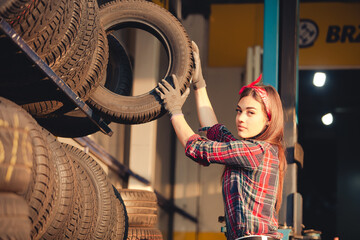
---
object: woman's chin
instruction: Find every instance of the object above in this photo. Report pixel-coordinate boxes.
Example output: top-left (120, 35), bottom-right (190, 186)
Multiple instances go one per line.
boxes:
top-left (237, 131), bottom-right (246, 139)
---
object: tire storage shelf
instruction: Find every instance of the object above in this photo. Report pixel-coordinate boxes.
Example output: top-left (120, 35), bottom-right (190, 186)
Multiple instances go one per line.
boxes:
top-left (0, 17), bottom-right (113, 136)
top-left (0, 0), bottom-right (195, 239)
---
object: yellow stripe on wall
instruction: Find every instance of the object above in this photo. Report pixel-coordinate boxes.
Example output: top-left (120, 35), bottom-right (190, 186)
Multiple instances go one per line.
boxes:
top-left (173, 232), bottom-right (227, 240)
top-left (208, 4), bottom-right (264, 67)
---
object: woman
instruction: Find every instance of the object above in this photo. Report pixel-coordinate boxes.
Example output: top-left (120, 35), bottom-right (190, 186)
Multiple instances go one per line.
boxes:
top-left (156, 42), bottom-right (286, 240)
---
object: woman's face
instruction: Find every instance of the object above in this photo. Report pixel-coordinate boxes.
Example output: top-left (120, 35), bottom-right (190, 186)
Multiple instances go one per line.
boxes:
top-left (236, 96), bottom-right (268, 139)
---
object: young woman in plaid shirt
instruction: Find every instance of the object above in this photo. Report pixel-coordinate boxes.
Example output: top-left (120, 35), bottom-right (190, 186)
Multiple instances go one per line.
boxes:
top-left (156, 42), bottom-right (286, 240)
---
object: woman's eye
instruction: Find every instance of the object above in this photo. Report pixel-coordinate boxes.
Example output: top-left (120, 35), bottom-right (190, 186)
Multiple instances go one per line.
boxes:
top-left (248, 111), bottom-right (255, 115)
top-left (236, 109), bottom-right (241, 113)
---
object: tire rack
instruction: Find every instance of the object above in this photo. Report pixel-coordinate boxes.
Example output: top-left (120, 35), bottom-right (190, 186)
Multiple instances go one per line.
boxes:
top-left (0, 17), bottom-right (113, 136)
top-left (0, 14), bottom-right (197, 224)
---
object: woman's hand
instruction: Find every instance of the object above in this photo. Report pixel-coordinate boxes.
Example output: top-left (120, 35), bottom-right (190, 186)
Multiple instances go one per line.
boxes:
top-left (192, 41), bottom-right (206, 90)
top-left (191, 42), bottom-right (218, 127)
top-left (156, 74), bottom-right (190, 117)
top-left (156, 74), bottom-right (194, 147)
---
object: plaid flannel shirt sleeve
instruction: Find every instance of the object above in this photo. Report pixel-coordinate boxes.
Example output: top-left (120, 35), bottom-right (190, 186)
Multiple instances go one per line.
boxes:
top-left (199, 124), bottom-right (237, 142)
top-left (185, 132), bottom-right (266, 169)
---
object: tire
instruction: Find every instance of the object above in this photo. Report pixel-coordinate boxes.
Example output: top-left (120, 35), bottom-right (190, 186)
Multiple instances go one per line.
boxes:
top-left (101, 33), bottom-right (133, 97)
top-left (50, 0), bottom-right (100, 101)
top-left (9, 0), bottom-right (77, 66)
top-left (0, 97), bottom-right (33, 193)
top-left (119, 189), bottom-right (157, 202)
top-left (20, 0), bottom-right (101, 117)
top-left (0, 100), bottom-right (55, 239)
top-left (35, 129), bottom-right (76, 239)
top-left (88, 0), bottom-right (193, 124)
top-left (63, 147), bottom-right (97, 240)
top-left (62, 144), bottom-right (119, 240)
top-left (0, 97), bottom-right (53, 240)
top-left (0, 192), bottom-right (31, 240)
top-left (113, 186), bottom-right (128, 240)
top-left (1, 0), bottom-right (80, 84)
top-left (0, 0), bottom-right (33, 19)
top-left (118, 189), bottom-right (158, 227)
top-left (34, 26), bottom-right (110, 138)
top-left (127, 227), bottom-right (163, 240)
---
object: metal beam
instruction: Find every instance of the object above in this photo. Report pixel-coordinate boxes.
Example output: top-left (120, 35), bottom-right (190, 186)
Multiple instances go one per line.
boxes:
top-left (278, 0), bottom-right (301, 235)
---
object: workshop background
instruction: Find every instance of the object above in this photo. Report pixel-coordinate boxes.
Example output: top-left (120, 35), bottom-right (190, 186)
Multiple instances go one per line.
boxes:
top-left (1, 0), bottom-right (359, 240)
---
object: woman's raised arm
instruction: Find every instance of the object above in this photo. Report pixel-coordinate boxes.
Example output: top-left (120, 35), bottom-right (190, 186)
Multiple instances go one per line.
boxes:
top-left (191, 41), bottom-right (218, 128)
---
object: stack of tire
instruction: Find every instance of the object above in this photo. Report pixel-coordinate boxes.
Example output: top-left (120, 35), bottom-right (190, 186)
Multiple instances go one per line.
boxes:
top-left (0, 0), bottom-right (193, 138)
top-left (0, 97), bottom-right (34, 239)
top-left (0, 0), bottom-right (108, 117)
top-left (119, 189), bottom-right (163, 240)
top-left (0, 97), bottom-right (127, 240)
top-left (0, 0), bottom-right (192, 239)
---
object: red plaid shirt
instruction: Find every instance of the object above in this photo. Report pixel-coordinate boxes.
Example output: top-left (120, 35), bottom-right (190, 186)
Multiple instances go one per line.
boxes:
top-left (185, 124), bottom-right (283, 239)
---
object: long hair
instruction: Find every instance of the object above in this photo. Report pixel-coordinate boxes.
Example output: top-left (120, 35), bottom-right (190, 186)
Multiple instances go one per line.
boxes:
top-left (238, 86), bottom-right (287, 213)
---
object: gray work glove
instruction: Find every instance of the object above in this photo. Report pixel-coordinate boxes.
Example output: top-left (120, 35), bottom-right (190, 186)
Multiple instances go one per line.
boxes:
top-left (156, 74), bottom-right (190, 117)
top-left (191, 41), bottom-right (206, 90)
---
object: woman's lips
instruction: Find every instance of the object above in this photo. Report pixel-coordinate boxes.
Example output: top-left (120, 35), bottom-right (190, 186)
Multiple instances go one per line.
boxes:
top-left (238, 125), bottom-right (246, 131)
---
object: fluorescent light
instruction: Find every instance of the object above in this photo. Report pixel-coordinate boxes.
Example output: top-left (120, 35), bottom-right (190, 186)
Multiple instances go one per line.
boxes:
top-left (321, 113), bottom-right (333, 126)
top-left (313, 72), bottom-right (326, 87)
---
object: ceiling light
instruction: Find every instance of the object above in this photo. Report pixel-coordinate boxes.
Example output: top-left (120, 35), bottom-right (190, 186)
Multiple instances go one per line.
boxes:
top-left (321, 113), bottom-right (333, 126)
top-left (313, 72), bottom-right (326, 87)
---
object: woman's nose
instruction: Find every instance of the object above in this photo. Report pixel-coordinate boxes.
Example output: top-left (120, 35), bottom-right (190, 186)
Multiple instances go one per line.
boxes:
top-left (237, 112), bottom-right (245, 122)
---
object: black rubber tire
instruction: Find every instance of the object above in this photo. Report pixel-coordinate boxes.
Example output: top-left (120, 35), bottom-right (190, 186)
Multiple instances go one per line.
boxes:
top-left (9, 0), bottom-right (77, 66)
top-left (34, 128), bottom-right (76, 239)
top-left (0, 97), bottom-right (34, 193)
top-left (50, 0), bottom-right (100, 100)
top-left (113, 186), bottom-right (129, 240)
top-left (101, 33), bottom-right (133, 97)
top-left (20, 0), bottom-right (100, 117)
top-left (118, 189), bottom-right (158, 227)
top-left (6, 115), bottom-right (53, 239)
top-left (34, 26), bottom-right (110, 138)
top-left (62, 144), bottom-right (119, 240)
top-left (127, 227), bottom-right (163, 240)
top-left (118, 189), bottom-right (157, 202)
top-left (0, 97), bottom-right (53, 240)
top-left (1, 0), bottom-right (80, 82)
top-left (87, 0), bottom-right (193, 124)
top-left (0, 0), bottom-right (33, 19)
top-left (0, 192), bottom-right (31, 240)
top-left (63, 146), bottom-right (97, 240)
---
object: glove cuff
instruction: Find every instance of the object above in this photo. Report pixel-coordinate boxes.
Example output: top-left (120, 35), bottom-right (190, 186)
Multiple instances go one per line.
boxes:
top-left (193, 78), bottom-right (206, 90)
top-left (170, 113), bottom-right (184, 121)
top-left (169, 108), bottom-right (183, 117)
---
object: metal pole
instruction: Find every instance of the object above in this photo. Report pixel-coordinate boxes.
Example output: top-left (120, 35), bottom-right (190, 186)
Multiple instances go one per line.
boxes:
top-left (263, 0), bottom-right (280, 89)
top-left (278, 0), bottom-right (302, 237)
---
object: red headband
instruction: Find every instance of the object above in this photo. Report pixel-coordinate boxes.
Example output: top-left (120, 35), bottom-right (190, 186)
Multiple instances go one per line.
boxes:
top-left (239, 74), bottom-right (271, 121)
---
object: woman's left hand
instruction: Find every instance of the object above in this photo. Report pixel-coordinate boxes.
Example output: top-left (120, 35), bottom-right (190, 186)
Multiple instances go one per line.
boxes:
top-left (191, 41), bottom-right (206, 90)
top-left (156, 74), bottom-right (190, 117)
